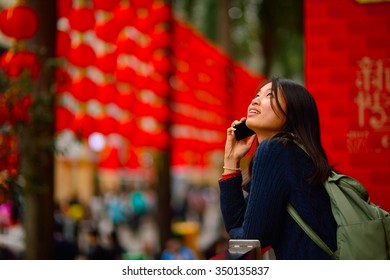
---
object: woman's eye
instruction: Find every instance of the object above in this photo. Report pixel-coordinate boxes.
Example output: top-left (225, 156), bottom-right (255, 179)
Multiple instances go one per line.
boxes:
top-left (267, 92), bottom-right (273, 97)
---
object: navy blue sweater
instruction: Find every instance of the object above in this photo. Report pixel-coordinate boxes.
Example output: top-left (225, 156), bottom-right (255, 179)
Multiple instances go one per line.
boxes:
top-left (219, 138), bottom-right (337, 260)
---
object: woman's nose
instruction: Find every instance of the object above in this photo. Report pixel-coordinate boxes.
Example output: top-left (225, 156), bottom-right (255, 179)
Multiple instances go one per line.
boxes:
top-left (251, 97), bottom-right (259, 105)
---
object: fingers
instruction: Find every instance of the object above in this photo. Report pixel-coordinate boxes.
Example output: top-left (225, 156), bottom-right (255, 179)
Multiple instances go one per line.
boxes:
top-left (227, 126), bottom-right (235, 136)
top-left (230, 120), bottom-right (241, 127)
top-left (230, 118), bottom-right (246, 127)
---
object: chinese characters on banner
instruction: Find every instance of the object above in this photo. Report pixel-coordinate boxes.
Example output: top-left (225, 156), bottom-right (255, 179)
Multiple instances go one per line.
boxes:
top-left (348, 57), bottom-right (390, 153)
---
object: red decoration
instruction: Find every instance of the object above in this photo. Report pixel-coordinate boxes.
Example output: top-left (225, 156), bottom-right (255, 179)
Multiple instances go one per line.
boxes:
top-left (117, 119), bottom-right (134, 139)
top-left (0, 50), bottom-right (41, 80)
top-left (55, 106), bottom-right (73, 132)
top-left (92, 0), bottom-right (121, 12)
top-left (96, 116), bottom-right (119, 135)
top-left (0, 134), bottom-right (20, 177)
top-left (98, 146), bottom-right (121, 170)
top-left (68, 78), bottom-right (97, 102)
top-left (71, 114), bottom-right (96, 138)
top-left (0, 5), bottom-right (39, 40)
top-left (66, 43), bottom-right (96, 68)
top-left (67, 7), bottom-right (96, 32)
top-left (95, 18), bottom-right (122, 43)
top-left (96, 84), bottom-right (119, 104)
top-left (55, 68), bottom-right (72, 93)
top-left (0, 86), bottom-right (32, 126)
top-left (56, 30), bottom-right (71, 57)
top-left (95, 52), bottom-right (117, 73)
top-left (113, 5), bottom-right (136, 28)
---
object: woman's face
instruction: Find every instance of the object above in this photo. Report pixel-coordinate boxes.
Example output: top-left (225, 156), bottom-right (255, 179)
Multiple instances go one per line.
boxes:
top-left (246, 82), bottom-right (287, 139)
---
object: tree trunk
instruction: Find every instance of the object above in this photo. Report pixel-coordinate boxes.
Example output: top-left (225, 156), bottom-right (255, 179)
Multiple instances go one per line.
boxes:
top-left (155, 0), bottom-right (174, 255)
top-left (22, 0), bottom-right (57, 260)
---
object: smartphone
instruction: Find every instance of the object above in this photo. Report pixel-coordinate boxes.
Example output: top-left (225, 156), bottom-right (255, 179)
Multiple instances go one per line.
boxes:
top-left (234, 121), bottom-right (255, 141)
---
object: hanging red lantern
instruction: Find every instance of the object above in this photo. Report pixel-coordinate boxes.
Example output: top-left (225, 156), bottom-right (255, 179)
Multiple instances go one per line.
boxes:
top-left (135, 10), bottom-right (156, 34)
top-left (55, 68), bottom-right (72, 93)
top-left (57, 0), bottom-right (72, 18)
top-left (95, 51), bottom-right (117, 73)
top-left (92, 0), bottom-right (121, 12)
top-left (0, 50), bottom-right (41, 80)
top-left (67, 7), bottom-right (96, 32)
top-left (115, 91), bottom-right (135, 110)
top-left (55, 106), bottom-right (73, 132)
top-left (117, 119), bottom-right (135, 139)
top-left (95, 18), bottom-right (122, 43)
top-left (113, 4), bottom-right (136, 29)
top-left (151, 51), bottom-right (171, 75)
top-left (71, 113), bottom-right (96, 139)
top-left (56, 30), bottom-right (71, 57)
top-left (150, 2), bottom-right (171, 23)
top-left (96, 83), bottom-right (119, 104)
top-left (96, 116), bottom-right (119, 135)
top-left (0, 4), bottom-right (39, 41)
top-left (68, 77), bottom-right (97, 102)
top-left (124, 148), bottom-right (141, 170)
top-left (66, 43), bottom-right (96, 68)
top-left (98, 146), bottom-right (121, 170)
top-left (116, 35), bottom-right (137, 54)
top-left (131, 0), bottom-right (154, 9)
top-left (115, 66), bottom-right (137, 84)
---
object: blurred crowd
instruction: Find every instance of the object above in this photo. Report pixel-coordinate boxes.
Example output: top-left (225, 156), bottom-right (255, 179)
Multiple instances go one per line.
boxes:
top-left (0, 181), bottom-right (229, 260)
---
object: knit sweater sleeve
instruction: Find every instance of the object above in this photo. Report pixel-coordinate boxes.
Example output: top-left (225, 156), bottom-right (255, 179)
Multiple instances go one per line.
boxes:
top-left (219, 139), bottom-right (289, 246)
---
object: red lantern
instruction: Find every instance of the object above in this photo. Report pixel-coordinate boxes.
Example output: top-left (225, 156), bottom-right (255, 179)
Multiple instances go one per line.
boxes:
top-left (67, 7), bottom-right (96, 32)
top-left (96, 116), bottom-right (119, 135)
top-left (150, 2), bottom-right (171, 23)
top-left (66, 43), bottom-right (96, 68)
top-left (95, 52), bottom-right (117, 73)
top-left (92, 0), bottom-right (121, 12)
top-left (96, 84), bottom-right (119, 104)
top-left (95, 18), bottom-right (122, 43)
top-left (115, 91), bottom-right (135, 110)
top-left (56, 30), bottom-right (71, 57)
top-left (55, 106), bottom-right (73, 132)
top-left (0, 50), bottom-right (41, 80)
top-left (68, 77), bottom-right (97, 102)
top-left (71, 113), bottom-right (96, 139)
top-left (98, 146), bottom-right (121, 170)
top-left (113, 5), bottom-right (136, 28)
top-left (117, 119), bottom-right (135, 139)
top-left (131, 0), bottom-right (154, 8)
top-left (0, 5), bottom-right (39, 40)
top-left (124, 148), bottom-right (141, 170)
top-left (55, 68), bottom-right (72, 93)
top-left (57, 0), bottom-right (72, 18)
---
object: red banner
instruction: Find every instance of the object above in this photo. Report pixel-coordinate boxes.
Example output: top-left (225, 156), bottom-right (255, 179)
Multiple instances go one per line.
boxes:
top-left (305, 0), bottom-right (390, 210)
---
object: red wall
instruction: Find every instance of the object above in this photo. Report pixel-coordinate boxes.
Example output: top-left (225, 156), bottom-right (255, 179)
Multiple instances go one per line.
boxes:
top-left (305, 0), bottom-right (390, 210)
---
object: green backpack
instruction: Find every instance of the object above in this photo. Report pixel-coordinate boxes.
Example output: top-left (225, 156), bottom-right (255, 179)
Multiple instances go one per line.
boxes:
top-left (287, 139), bottom-right (390, 260)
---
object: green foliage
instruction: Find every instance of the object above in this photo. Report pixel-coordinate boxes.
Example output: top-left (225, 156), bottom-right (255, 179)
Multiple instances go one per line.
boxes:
top-left (172, 0), bottom-right (303, 80)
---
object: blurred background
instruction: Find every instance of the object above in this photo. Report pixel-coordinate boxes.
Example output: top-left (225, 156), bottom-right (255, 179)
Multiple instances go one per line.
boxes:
top-left (0, 0), bottom-right (389, 260)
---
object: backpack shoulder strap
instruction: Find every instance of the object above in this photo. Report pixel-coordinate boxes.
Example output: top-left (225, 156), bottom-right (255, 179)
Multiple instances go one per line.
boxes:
top-left (286, 203), bottom-right (335, 259)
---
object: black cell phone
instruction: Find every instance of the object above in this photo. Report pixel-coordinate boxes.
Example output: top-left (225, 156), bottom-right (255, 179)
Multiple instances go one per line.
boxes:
top-left (234, 121), bottom-right (255, 141)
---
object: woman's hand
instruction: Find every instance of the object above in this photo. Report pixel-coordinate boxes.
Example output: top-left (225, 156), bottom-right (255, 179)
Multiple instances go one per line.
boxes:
top-left (223, 118), bottom-right (257, 174)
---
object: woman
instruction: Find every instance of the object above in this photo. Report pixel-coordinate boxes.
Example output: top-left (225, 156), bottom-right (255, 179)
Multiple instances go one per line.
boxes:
top-left (219, 77), bottom-right (337, 259)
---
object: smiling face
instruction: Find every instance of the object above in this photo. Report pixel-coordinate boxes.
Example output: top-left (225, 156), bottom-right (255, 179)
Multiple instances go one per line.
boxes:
top-left (245, 82), bottom-right (287, 141)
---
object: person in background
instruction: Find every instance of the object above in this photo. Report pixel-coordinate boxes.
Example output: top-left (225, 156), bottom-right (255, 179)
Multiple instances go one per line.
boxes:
top-left (161, 237), bottom-right (196, 260)
top-left (219, 77), bottom-right (337, 260)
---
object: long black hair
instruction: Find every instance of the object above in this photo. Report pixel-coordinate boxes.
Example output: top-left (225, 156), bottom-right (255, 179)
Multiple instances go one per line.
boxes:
top-left (268, 77), bottom-right (332, 184)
